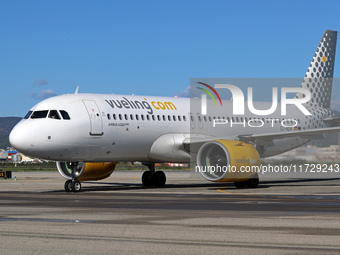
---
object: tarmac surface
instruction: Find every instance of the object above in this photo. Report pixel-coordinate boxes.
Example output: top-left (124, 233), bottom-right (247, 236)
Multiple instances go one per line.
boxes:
top-left (0, 170), bottom-right (339, 254)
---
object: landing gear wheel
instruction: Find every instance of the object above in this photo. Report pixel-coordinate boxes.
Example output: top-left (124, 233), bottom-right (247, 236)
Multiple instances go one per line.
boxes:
top-left (152, 171), bottom-right (166, 187)
top-left (141, 163), bottom-right (167, 188)
top-left (64, 180), bottom-right (72, 192)
top-left (71, 180), bottom-right (82, 192)
top-left (142, 171), bottom-right (153, 187)
top-left (246, 173), bottom-right (259, 188)
top-left (234, 181), bottom-right (247, 188)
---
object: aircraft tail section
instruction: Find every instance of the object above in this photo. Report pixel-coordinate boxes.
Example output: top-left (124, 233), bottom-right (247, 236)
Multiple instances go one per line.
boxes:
top-left (295, 30), bottom-right (337, 109)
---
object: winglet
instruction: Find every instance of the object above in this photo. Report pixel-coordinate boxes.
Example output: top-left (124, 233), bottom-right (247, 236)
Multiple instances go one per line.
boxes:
top-left (75, 86), bottom-right (79, 95)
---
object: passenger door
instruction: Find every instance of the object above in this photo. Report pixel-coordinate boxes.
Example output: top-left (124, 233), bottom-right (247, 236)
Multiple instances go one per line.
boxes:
top-left (83, 100), bottom-right (103, 136)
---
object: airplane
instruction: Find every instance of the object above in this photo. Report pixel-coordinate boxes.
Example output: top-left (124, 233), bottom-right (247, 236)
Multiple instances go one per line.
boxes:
top-left (9, 30), bottom-right (340, 192)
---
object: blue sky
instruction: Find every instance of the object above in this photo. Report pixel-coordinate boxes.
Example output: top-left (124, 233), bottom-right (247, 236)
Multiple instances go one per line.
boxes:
top-left (1, 0), bottom-right (340, 117)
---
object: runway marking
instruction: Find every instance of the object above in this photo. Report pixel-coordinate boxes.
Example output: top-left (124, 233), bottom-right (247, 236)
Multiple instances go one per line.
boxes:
top-left (217, 188), bottom-right (246, 195)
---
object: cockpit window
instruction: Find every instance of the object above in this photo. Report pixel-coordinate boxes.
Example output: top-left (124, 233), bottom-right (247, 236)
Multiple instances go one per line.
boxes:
top-left (24, 111), bottom-right (33, 119)
top-left (31, 110), bottom-right (48, 119)
top-left (48, 110), bottom-right (61, 120)
top-left (59, 110), bottom-right (71, 120)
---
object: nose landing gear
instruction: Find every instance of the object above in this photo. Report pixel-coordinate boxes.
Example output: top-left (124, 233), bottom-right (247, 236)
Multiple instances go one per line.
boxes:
top-left (64, 180), bottom-right (82, 192)
top-left (64, 162), bottom-right (82, 192)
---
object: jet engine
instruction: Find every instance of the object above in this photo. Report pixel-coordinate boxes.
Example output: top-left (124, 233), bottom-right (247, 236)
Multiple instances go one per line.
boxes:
top-left (196, 140), bottom-right (260, 182)
top-left (56, 162), bottom-right (116, 181)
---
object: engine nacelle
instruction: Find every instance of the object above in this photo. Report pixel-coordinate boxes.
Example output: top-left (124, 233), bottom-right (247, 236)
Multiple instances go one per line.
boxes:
top-left (196, 140), bottom-right (260, 182)
top-left (56, 162), bottom-right (116, 181)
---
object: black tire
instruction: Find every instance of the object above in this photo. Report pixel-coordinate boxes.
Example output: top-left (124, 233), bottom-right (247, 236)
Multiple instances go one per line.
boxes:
top-left (246, 173), bottom-right (259, 188)
top-left (64, 180), bottom-right (72, 192)
top-left (152, 171), bottom-right (166, 187)
top-left (234, 181), bottom-right (247, 188)
top-left (142, 171), bottom-right (153, 187)
top-left (71, 180), bottom-right (81, 192)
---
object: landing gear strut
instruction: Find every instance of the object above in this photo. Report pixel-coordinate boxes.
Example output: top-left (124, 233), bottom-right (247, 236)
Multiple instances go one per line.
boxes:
top-left (234, 173), bottom-right (259, 189)
top-left (141, 163), bottom-right (166, 188)
top-left (64, 162), bottom-right (82, 192)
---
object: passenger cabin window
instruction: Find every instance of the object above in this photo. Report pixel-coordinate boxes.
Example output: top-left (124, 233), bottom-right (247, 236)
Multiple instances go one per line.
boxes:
top-left (31, 110), bottom-right (48, 119)
top-left (48, 110), bottom-right (61, 120)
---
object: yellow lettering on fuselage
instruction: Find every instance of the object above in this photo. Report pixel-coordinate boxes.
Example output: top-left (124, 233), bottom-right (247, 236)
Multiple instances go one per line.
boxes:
top-left (151, 101), bottom-right (177, 111)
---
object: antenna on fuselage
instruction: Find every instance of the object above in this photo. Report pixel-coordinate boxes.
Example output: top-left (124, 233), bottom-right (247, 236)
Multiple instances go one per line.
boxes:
top-left (75, 86), bottom-right (79, 94)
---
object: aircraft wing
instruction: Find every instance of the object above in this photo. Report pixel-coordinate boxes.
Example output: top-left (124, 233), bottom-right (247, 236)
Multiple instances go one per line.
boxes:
top-left (238, 126), bottom-right (340, 143)
top-left (183, 126), bottom-right (340, 148)
top-left (323, 117), bottom-right (340, 126)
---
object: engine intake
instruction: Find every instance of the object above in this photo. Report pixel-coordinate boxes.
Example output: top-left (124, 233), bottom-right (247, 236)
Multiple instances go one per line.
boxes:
top-left (56, 162), bottom-right (116, 181)
top-left (196, 140), bottom-right (260, 182)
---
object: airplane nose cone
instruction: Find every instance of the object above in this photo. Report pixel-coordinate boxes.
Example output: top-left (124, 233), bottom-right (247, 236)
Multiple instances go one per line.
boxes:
top-left (9, 122), bottom-right (36, 154)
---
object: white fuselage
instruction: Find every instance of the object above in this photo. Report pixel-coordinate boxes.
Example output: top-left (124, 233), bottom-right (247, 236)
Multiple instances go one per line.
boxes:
top-left (9, 93), bottom-right (332, 162)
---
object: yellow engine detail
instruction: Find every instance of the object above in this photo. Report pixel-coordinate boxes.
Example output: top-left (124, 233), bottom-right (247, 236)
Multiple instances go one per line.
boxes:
top-left (196, 140), bottom-right (260, 182)
top-left (56, 162), bottom-right (116, 181)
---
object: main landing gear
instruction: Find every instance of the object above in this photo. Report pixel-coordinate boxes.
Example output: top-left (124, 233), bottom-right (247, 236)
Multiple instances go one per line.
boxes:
top-left (141, 163), bottom-right (166, 188)
top-left (64, 162), bottom-right (82, 192)
top-left (234, 173), bottom-right (259, 188)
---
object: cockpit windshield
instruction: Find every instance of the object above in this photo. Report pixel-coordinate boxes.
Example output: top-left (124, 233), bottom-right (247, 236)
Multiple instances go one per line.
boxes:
top-left (26, 110), bottom-right (71, 120)
top-left (24, 111), bottom-right (33, 119)
top-left (48, 110), bottom-right (61, 119)
top-left (59, 110), bottom-right (71, 120)
top-left (31, 110), bottom-right (48, 119)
